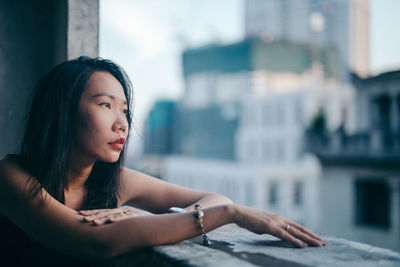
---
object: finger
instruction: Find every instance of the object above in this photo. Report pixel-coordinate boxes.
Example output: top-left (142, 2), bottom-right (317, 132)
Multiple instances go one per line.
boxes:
top-left (275, 228), bottom-right (307, 248)
top-left (78, 209), bottom-right (110, 215)
top-left (109, 212), bottom-right (127, 222)
top-left (287, 221), bottom-right (327, 244)
top-left (287, 226), bottom-right (325, 247)
top-left (110, 209), bottom-right (141, 221)
top-left (91, 208), bottom-right (135, 223)
top-left (92, 218), bottom-right (109, 226)
top-left (85, 209), bottom-right (125, 221)
top-left (82, 216), bottom-right (94, 222)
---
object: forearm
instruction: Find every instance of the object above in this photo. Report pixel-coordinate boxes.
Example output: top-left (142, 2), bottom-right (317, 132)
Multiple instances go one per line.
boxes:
top-left (183, 193), bottom-right (233, 212)
top-left (99, 204), bottom-right (236, 258)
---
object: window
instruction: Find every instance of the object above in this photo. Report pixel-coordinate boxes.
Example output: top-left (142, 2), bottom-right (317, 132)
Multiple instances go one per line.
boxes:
top-left (293, 181), bottom-right (303, 206)
top-left (247, 140), bottom-right (256, 160)
top-left (276, 140), bottom-right (285, 161)
top-left (268, 181), bottom-right (279, 205)
top-left (355, 179), bottom-right (390, 229)
top-left (262, 141), bottom-right (270, 161)
top-left (245, 181), bottom-right (254, 206)
top-left (295, 97), bottom-right (303, 126)
top-left (263, 104), bottom-right (271, 127)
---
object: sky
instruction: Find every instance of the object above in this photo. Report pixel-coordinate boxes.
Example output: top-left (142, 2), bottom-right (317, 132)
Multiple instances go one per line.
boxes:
top-left (100, 0), bottom-right (400, 141)
top-left (99, 0), bottom-right (242, 134)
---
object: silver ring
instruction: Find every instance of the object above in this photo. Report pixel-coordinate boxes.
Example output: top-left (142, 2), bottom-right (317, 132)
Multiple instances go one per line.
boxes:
top-left (286, 225), bottom-right (291, 231)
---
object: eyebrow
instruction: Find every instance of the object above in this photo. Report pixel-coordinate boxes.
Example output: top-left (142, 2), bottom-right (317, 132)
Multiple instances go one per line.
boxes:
top-left (92, 93), bottom-right (127, 105)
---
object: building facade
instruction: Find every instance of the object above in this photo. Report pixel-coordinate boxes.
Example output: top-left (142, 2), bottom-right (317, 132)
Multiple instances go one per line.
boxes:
top-left (162, 84), bottom-right (353, 229)
top-left (306, 70), bottom-right (400, 251)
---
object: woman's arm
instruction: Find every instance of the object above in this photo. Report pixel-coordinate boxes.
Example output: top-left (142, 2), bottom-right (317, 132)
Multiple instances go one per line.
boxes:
top-left (0, 159), bottom-right (236, 260)
top-left (0, 159), bottom-right (325, 261)
top-left (118, 167), bottom-right (233, 213)
top-left (82, 167), bottom-right (326, 250)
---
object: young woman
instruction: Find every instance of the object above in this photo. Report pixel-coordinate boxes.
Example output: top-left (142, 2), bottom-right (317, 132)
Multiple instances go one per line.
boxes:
top-left (0, 56), bottom-right (326, 264)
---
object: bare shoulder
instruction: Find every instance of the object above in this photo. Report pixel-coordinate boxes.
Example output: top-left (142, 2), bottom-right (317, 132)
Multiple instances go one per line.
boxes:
top-left (0, 155), bottom-right (31, 195)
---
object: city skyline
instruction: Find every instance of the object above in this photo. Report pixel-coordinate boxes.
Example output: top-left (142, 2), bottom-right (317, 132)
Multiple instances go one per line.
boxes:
top-left (100, 0), bottom-right (400, 131)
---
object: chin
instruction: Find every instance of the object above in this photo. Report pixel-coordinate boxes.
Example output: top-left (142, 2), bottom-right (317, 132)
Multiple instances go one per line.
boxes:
top-left (100, 153), bottom-right (121, 163)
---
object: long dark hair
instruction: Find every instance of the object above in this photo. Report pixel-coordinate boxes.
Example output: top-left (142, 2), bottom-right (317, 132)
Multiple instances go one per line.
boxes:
top-left (20, 56), bottom-right (133, 209)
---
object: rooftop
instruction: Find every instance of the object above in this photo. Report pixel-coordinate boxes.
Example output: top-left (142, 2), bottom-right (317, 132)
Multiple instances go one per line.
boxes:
top-left (105, 225), bottom-right (400, 266)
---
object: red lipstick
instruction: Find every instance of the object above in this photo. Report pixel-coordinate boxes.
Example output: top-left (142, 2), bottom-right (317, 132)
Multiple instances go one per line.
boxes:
top-left (108, 138), bottom-right (125, 150)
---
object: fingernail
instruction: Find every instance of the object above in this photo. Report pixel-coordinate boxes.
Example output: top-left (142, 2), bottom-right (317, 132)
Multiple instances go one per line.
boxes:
top-left (93, 219), bottom-right (101, 224)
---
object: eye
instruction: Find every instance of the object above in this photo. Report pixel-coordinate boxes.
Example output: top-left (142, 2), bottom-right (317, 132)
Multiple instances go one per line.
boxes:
top-left (100, 102), bottom-right (111, 109)
top-left (122, 109), bottom-right (128, 116)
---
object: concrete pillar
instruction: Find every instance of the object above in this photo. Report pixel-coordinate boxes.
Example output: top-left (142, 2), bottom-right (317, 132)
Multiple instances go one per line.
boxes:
top-left (0, 0), bottom-right (99, 158)
top-left (67, 0), bottom-right (99, 59)
top-left (0, 0), bottom-right (67, 157)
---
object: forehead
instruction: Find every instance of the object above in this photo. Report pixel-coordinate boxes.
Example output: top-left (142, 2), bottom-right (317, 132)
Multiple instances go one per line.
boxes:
top-left (83, 71), bottom-right (126, 99)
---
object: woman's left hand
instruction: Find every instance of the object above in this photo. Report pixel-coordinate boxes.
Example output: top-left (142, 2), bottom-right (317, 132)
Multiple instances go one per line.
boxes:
top-left (79, 206), bottom-right (148, 225)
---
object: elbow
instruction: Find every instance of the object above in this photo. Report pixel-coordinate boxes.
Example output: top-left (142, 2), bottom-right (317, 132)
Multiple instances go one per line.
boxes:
top-left (78, 225), bottom-right (151, 262)
top-left (91, 241), bottom-right (116, 261)
top-left (79, 234), bottom-right (119, 262)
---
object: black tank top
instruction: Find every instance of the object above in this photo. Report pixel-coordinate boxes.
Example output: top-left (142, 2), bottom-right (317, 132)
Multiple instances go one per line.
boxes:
top-left (0, 155), bottom-right (97, 266)
top-left (0, 215), bottom-right (95, 266)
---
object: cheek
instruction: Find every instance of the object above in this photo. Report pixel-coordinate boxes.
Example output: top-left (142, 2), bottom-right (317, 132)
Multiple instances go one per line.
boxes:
top-left (76, 110), bottom-right (109, 144)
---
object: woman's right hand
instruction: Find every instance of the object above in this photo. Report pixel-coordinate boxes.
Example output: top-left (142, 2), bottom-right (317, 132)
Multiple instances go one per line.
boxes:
top-left (79, 206), bottom-right (148, 225)
top-left (232, 204), bottom-right (327, 248)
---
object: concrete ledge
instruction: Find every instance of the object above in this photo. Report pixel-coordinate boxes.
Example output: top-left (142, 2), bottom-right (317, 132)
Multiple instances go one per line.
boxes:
top-left (104, 224), bottom-right (400, 266)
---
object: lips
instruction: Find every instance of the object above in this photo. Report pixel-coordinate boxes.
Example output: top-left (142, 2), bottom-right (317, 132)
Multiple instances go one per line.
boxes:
top-left (108, 138), bottom-right (125, 150)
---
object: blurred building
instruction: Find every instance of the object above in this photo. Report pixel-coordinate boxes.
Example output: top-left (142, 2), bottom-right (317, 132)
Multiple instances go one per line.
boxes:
top-left (171, 38), bottom-right (339, 161)
top-left (305, 70), bottom-right (400, 251)
top-left (245, 0), bottom-right (370, 79)
top-left (237, 85), bottom-right (354, 164)
top-left (175, 103), bottom-right (239, 160)
top-left (162, 84), bottom-right (353, 229)
top-left (182, 38), bottom-right (340, 109)
top-left (153, 28), bottom-right (354, 228)
top-left (143, 100), bottom-right (177, 155)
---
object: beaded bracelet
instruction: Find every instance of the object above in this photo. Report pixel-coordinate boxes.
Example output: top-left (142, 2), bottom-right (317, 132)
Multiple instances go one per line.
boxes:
top-left (194, 204), bottom-right (211, 246)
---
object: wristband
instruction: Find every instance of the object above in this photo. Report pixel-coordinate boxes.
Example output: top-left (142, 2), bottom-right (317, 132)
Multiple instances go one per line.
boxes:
top-left (194, 204), bottom-right (211, 246)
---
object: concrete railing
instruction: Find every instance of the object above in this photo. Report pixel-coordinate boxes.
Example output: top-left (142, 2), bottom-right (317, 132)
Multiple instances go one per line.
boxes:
top-left (103, 224), bottom-right (400, 266)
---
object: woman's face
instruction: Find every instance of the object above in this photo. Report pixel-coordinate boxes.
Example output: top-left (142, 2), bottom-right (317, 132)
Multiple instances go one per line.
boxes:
top-left (74, 71), bottom-right (129, 163)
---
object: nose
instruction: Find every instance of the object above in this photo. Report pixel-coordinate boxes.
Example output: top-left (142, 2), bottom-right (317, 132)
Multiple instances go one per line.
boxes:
top-left (112, 111), bottom-right (129, 135)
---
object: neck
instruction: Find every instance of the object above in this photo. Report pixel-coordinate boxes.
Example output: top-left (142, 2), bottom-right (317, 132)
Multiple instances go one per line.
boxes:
top-left (67, 153), bottom-right (95, 191)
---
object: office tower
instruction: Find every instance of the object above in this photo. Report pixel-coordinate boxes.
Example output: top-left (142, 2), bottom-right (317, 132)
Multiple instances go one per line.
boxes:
top-left (245, 0), bottom-right (370, 79)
